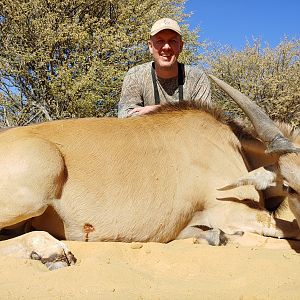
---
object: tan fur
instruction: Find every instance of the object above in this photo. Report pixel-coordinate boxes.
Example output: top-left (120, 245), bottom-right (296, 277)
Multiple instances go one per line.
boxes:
top-left (0, 102), bottom-right (299, 261)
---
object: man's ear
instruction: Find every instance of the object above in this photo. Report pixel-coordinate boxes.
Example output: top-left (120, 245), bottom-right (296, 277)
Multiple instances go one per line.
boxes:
top-left (180, 40), bottom-right (184, 52)
top-left (148, 40), bottom-right (154, 55)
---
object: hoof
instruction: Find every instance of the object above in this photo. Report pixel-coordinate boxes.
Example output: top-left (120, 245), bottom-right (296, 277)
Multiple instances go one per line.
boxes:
top-left (30, 250), bottom-right (77, 270)
top-left (207, 228), bottom-right (228, 246)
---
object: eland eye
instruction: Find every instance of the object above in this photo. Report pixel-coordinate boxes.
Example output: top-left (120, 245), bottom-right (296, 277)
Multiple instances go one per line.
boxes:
top-left (282, 182), bottom-right (289, 192)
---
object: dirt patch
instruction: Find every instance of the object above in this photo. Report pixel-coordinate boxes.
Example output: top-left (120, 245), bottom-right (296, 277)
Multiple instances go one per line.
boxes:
top-left (1, 234), bottom-right (300, 299)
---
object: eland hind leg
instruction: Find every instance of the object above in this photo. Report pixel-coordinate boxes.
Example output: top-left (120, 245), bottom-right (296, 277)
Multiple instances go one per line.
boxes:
top-left (0, 231), bottom-right (76, 270)
top-left (0, 136), bottom-right (73, 269)
top-left (0, 136), bottom-right (66, 229)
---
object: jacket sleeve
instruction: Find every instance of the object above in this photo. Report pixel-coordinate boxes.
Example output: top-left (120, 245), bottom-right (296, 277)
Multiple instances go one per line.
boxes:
top-left (117, 68), bottom-right (144, 118)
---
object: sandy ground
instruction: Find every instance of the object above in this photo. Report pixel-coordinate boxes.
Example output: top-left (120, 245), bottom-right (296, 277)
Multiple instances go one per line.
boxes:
top-left (0, 233), bottom-right (300, 300)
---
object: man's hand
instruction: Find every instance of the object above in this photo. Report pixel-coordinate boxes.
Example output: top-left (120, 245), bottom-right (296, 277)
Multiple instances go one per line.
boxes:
top-left (129, 105), bottom-right (160, 116)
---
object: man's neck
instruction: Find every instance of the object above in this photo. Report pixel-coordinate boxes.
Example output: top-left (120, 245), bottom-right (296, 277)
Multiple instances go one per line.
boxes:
top-left (154, 63), bottom-right (178, 79)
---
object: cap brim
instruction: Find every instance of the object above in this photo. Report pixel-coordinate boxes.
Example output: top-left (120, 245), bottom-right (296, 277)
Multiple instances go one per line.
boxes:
top-left (150, 27), bottom-right (182, 36)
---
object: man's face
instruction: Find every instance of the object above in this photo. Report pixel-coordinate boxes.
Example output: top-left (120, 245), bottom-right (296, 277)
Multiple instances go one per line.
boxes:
top-left (148, 29), bottom-right (183, 70)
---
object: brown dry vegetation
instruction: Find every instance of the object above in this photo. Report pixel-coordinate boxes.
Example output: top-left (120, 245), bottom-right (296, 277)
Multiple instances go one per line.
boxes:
top-left (205, 39), bottom-right (300, 128)
top-left (0, 1), bottom-right (299, 129)
top-left (0, 0), bottom-right (199, 125)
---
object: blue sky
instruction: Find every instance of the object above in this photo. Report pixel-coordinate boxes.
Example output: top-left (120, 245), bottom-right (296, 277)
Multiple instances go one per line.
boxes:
top-left (184, 0), bottom-right (300, 49)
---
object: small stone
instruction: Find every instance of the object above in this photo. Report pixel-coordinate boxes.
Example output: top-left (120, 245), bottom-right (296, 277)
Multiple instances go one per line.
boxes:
top-left (130, 242), bottom-right (143, 249)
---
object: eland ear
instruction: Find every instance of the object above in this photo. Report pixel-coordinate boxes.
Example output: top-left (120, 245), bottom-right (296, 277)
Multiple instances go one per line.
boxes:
top-left (218, 166), bottom-right (278, 191)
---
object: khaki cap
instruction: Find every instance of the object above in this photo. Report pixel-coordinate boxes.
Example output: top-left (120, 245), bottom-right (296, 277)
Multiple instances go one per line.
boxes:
top-left (150, 18), bottom-right (182, 36)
